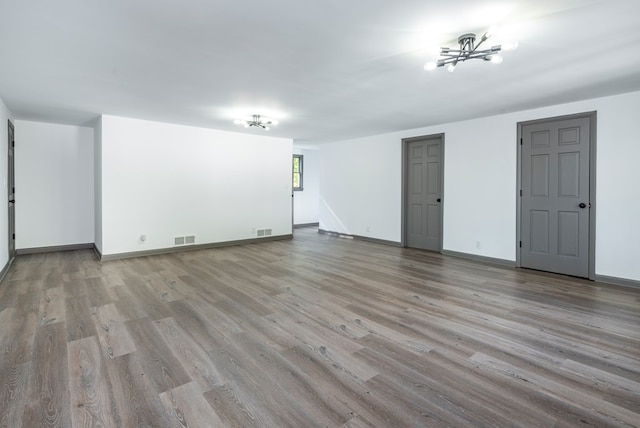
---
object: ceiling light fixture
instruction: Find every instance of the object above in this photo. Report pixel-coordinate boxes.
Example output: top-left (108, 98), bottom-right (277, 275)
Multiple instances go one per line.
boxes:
top-left (424, 29), bottom-right (517, 72)
top-left (233, 114), bottom-right (279, 130)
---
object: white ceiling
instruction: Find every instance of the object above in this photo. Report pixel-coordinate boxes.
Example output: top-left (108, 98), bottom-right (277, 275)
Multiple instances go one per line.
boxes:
top-left (1, 0), bottom-right (639, 144)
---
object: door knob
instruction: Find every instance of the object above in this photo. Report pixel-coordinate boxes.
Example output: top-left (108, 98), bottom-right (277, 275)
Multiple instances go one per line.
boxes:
top-left (8, 200), bottom-right (15, 204)
top-left (579, 202), bottom-right (587, 208)
top-left (437, 198), bottom-right (441, 203)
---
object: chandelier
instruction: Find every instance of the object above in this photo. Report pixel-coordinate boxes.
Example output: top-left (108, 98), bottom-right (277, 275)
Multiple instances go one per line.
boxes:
top-left (233, 114), bottom-right (278, 130)
top-left (424, 29), bottom-right (517, 72)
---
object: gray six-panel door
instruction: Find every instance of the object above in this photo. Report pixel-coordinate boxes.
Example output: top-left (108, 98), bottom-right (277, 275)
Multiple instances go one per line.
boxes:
top-left (521, 117), bottom-right (590, 277)
top-left (406, 136), bottom-right (442, 251)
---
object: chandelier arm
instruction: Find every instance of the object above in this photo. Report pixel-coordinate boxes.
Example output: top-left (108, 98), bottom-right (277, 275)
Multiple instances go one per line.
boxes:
top-left (440, 51), bottom-right (464, 57)
top-left (471, 37), bottom-right (486, 54)
top-left (466, 50), bottom-right (496, 60)
top-left (451, 51), bottom-right (464, 65)
top-left (440, 48), bottom-right (501, 62)
top-left (457, 39), bottom-right (469, 62)
top-left (442, 47), bottom-right (463, 64)
top-left (438, 57), bottom-right (458, 66)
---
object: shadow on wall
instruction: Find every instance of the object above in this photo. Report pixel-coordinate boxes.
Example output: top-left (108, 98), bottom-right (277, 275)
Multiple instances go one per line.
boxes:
top-left (319, 197), bottom-right (350, 234)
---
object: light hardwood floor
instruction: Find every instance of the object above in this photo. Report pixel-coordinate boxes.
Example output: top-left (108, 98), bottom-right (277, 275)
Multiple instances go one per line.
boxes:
top-left (0, 227), bottom-right (639, 427)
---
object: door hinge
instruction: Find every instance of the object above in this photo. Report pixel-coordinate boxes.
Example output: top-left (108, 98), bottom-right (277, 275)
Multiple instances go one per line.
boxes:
top-left (12, 140), bottom-right (14, 148)
top-left (519, 189), bottom-right (522, 197)
top-left (12, 233), bottom-right (15, 240)
top-left (519, 240), bottom-right (522, 248)
top-left (520, 138), bottom-right (523, 146)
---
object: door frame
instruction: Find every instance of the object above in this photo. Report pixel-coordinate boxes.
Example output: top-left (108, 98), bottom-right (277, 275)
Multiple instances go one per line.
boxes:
top-left (401, 133), bottom-right (445, 250)
top-left (7, 119), bottom-right (15, 262)
top-left (516, 111), bottom-right (597, 279)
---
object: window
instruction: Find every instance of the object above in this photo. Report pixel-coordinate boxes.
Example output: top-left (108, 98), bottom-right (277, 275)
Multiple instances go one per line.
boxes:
top-left (293, 154), bottom-right (303, 191)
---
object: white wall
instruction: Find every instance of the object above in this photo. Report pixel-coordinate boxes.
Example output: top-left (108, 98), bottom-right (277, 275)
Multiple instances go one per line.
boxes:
top-left (14, 120), bottom-right (94, 249)
top-left (100, 115), bottom-right (293, 256)
top-left (0, 96), bottom-right (12, 269)
top-left (293, 146), bottom-right (319, 225)
top-left (320, 90), bottom-right (640, 282)
top-left (94, 116), bottom-right (103, 253)
top-left (320, 135), bottom-right (400, 242)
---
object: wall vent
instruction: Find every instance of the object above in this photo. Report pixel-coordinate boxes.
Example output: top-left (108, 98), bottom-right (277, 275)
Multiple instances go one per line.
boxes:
top-left (174, 235), bottom-right (196, 245)
top-left (256, 228), bottom-right (273, 237)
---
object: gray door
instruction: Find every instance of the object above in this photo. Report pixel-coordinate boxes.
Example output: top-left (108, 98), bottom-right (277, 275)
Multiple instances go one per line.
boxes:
top-left (521, 116), bottom-right (590, 277)
top-left (406, 136), bottom-right (442, 251)
top-left (8, 120), bottom-right (15, 260)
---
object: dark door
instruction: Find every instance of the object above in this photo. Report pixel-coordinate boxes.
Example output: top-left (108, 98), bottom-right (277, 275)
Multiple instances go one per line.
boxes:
top-left (521, 116), bottom-right (590, 277)
top-left (8, 120), bottom-right (15, 260)
top-left (406, 135), bottom-right (443, 251)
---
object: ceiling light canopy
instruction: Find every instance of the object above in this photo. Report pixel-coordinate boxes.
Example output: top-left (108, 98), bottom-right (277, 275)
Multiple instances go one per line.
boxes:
top-left (424, 29), bottom-right (517, 72)
top-left (233, 114), bottom-right (279, 131)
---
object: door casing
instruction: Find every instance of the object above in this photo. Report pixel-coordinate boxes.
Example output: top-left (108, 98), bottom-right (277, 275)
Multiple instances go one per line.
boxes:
top-left (401, 133), bottom-right (445, 250)
top-left (516, 111), bottom-right (597, 279)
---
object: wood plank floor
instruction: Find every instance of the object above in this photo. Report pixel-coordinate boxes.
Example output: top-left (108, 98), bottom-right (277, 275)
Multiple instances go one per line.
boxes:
top-left (1, 227), bottom-right (639, 427)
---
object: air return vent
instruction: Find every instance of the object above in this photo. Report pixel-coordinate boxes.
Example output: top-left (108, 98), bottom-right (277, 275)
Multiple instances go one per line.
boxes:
top-left (174, 235), bottom-right (196, 246)
top-left (256, 228), bottom-right (273, 237)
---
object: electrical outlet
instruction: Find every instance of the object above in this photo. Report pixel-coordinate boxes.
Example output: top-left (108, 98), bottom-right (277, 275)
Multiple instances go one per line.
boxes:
top-left (140, 234), bottom-right (147, 244)
top-left (475, 240), bottom-right (481, 249)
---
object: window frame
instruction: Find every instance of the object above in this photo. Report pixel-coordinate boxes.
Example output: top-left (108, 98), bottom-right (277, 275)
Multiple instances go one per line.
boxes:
top-left (293, 154), bottom-right (304, 191)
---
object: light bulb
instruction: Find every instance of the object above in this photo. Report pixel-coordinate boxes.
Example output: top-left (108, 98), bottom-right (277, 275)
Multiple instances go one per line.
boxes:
top-left (486, 25), bottom-right (499, 39)
top-left (502, 41), bottom-right (519, 51)
top-left (233, 119), bottom-right (243, 125)
top-left (243, 123), bottom-right (249, 128)
top-left (447, 63), bottom-right (456, 73)
top-left (271, 120), bottom-right (279, 126)
top-left (424, 61), bottom-right (437, 71)
top-left (490, 54), bottom-right (503, 64)
top-left (264, 126), bottom-right (270, 131)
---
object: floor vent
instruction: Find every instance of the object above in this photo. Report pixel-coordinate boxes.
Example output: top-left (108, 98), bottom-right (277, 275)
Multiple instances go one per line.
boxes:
top-left (174, 237), bottom-right (185, 246)
top-left (185, 235), bottom-right (196, 245)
